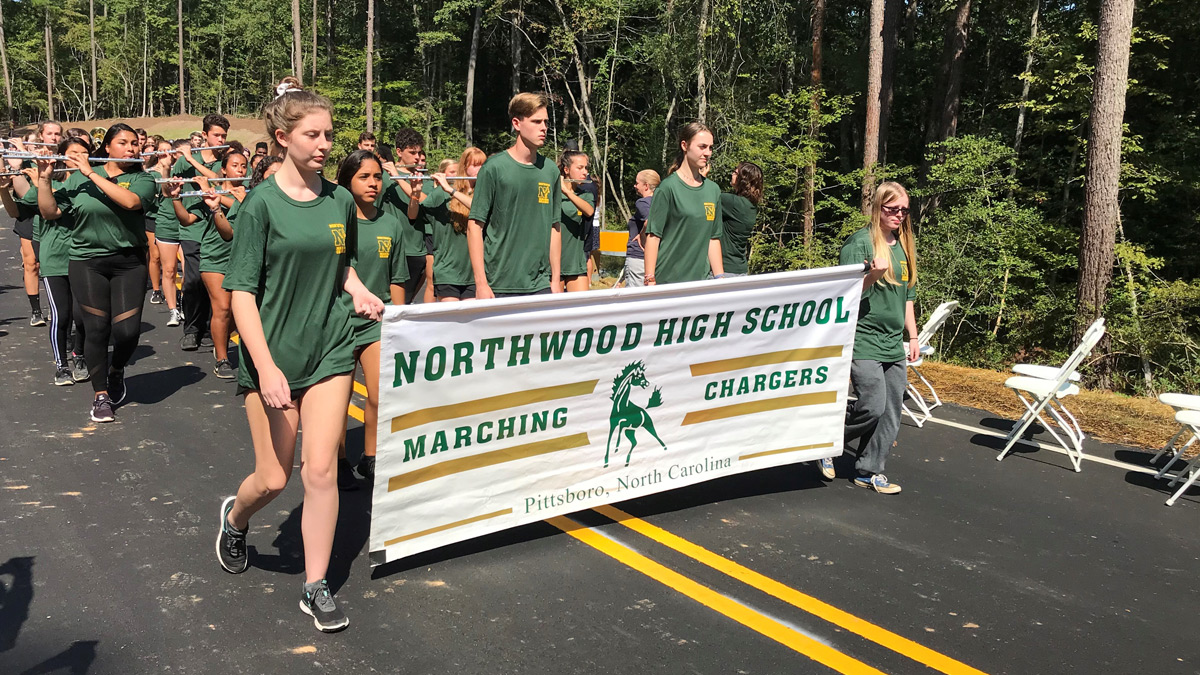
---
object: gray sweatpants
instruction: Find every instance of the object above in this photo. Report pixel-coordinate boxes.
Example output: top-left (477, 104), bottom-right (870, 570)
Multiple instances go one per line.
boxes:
top-left (845, 359), bottom-right (907, 476)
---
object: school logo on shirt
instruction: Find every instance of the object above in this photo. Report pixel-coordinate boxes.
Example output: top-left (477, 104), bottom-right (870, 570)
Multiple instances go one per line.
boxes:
top-left (377, 236), bottom-right (392, 259)
top-left (537, 182), bottom-right (551, 204)
top-left (118, 181), bottom-right (131, 189)
top-left (899, 260), bottom-right (909, 283)
top-left (704, 202), bottom-right (716, 221)
top-left (329, 223), bottom-right (346, 254)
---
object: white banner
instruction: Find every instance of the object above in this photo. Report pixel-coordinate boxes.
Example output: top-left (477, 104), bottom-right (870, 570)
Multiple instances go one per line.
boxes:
top-left (369, 265), bottom-right (864, 564)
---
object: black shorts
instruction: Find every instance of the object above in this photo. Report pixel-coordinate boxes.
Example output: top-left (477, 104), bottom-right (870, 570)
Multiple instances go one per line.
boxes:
top-left (144, 216), bottom-right (156, 234)
top-left (585, 225), bottom-right (600, 254)
top-left (424, 233), bottom-right (434, 256)
top-left (435, 283), bottom-right (475, 300)
top-left (494, 287), bottom-right (552, 298)
top-left (13, 217), bottom-right (33, 240)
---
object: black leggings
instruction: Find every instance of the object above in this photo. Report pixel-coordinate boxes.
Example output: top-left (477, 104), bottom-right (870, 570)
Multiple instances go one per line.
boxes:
top-left (42, 276), bottom-right (85, 368)
top-left (68, 251), bottom-right (148, 392)
top-left (181, 240), bottom-right (211, 336)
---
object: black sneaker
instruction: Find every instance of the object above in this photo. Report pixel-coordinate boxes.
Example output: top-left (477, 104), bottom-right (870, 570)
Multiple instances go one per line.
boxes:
top-left (337, 458), bottom-right (359, 492)
top-left (71, 354), bottom-right (89, 383)
top-left (215, 496), bottom-right (248, 574)
top-left (90, 394), bottom-right (115, 423)
top-left (107, 369), bottom-right (127, 406)
top-left (199, 334), bottom-right (214, 349)
top-left (29, 310), bottom-right (45, 327)
top-left (180, 332), bottom-right (199, 351)
top-left (356, 456), bottom-right (376, 481)
top-left (300, 579), bottom-right (349, 632)
top-left (54, 368), bottom-right (74, 386)
top-left (213, 360), bottom-right (236, 380)
top-left (70, 353), bottom-right (88, 379)
top-left (150, 290), bottom-right (165, 305)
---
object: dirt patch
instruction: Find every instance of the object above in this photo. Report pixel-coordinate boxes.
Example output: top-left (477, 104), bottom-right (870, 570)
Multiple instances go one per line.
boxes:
top-left (16, 115), bottom-right (267, 146)
top-left (917, 360), bottom-right (1178, 451)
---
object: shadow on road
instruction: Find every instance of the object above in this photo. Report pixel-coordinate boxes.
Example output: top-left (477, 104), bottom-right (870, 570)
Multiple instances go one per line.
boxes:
top-left (125, 365), bottom-right (204, 405)
top-left (18, 640), bottom-right (98, 675)
top-left (0, 556), bottom-right (34, 652)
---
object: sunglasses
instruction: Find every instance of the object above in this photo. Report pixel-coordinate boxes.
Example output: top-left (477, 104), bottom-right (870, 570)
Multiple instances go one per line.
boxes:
top-left (881, 205), bottom-right (910, 216)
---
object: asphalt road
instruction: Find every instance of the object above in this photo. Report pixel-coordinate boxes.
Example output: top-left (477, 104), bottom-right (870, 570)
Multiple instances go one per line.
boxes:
top-left (0, 231), bottom-right (1197, 674)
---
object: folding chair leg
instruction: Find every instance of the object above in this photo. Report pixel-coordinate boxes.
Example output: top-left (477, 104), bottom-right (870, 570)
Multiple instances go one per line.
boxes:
top-left (1166, 462), bottom-right (1200, 506)
top-left (912, 366), bottom-right (943, 409)
top-left (1155, 435), bottom-right (1197, 480)
top-left (902, 402), bottom-right (924, 428)
top-left (998, 393), bottom-right (1047, 462)
top-left (1150, 426), bottom-right (1186, 463)
top-left (1045, 399), bottom-right (1085, 472)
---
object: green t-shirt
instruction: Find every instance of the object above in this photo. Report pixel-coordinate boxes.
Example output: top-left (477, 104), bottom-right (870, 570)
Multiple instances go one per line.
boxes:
top-left (839, 227), bottom-right (916, 363)
top-left (351, 208), bottom-right (409, 347)
top-left (53, 167), bottom-right (156, 260)
top-left (719, 193), bottom-right (757, 275)
top-left (559, 189), bottom-right (595, 277)
top-left (379, 178), bottom-right (426, 258)
top-left (144, 169), bottom-right (163, 221)
top-left (171, 153), bottom-right (222, 242)
top-left (645, 172), bottom-right (724, 284)
top-left (15, 187), bottom-right (40, 241)
top-left (197, 197), bottom-right (234, 274)
top-left (154, 188), bottom-right (181, 242)
top-left (430, 193), bottom-right (473, 287)
top-left (25, 184), bottom-right (74, 277)
top-left (466, 151), bottom-right (561, 294)
top-left (222, 176), bottom-right (358, 391)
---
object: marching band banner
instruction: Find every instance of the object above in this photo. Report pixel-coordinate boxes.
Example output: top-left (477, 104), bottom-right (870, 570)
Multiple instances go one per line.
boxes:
top-left (369, 265), bottom-right (865, 564)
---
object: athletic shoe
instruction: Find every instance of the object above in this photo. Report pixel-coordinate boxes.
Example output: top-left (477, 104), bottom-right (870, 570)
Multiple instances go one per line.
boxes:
top-left (150, 290), bottom-right (165, 305)
top-left (215, 496), bottom-right (248, 574)
top-left (90, 394), bottom-right (115, 423)
top-left (854, 474), bottom-right (902, 495)
top-left (299, 579), bottom-right (349, 633)
top-left (54, 368), bottom-right (74, 387)
top-left (199, 334), bottom-right (214, 349)
top-left (818, 457), bottom-right (836, 480)
top-left (180, 332), bottom-right (199, 351)
top-left (107, 369), bottom-right (127, 406)
top-left (71, 354), bottom-right (88, 383)
top-left (29, 310), bottom-right (45, 327)
top-left (356, 456), bottom-right (376, 481)
top-left (213, 360), bottom-right (236, 380)
top-left (166, 308), bottom-right (182, 327)
top-left (337, 458), bottom-right (359, 492)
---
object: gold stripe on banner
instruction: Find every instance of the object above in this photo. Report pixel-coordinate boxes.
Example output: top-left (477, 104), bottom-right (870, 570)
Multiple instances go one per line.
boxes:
top-left (739, 442), bottom-right (835, 461)
top-left (681, 390), bottom-right (838, 426)
top-left (387, 432), bottom-right (591, 492)
top-left (689, 346), bottom-right (843, 377)
top-left (390, 380), bottom-right (600, 433)
top-left (384, 508), bottom-right (513, 547)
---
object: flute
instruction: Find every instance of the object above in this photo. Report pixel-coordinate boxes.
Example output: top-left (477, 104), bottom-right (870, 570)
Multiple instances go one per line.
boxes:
top-left (16, 141), bottom-right (57, 147)
top-left (193, 145), bottom-right (231, 152)
top-left (390, 175), bottom-right (477, 181)
top-left (2, 153), bottom-right (144, 163)
top-left (155, 176), bottom-right (249, 184)
top-left (0, 170), bottom-right (27, 177)
top-left (176, 189), bottom-right (232, 198)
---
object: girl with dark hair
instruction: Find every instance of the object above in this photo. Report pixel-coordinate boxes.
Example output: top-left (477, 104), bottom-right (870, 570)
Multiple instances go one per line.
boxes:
top-left (557, 150), bottom-right (596, 292)
top-left (719, 162), bottom-right (763, 277)
top-left (644, 122), bottom-right (725, 285)
top-left (35, 123), bottom-right (157, 422)
top-left (153, 138), bottom-right (189, 327)
top-left (332, 149), bottom-right (407, 484)
top-left (215, 84), bottom-right (384, 633)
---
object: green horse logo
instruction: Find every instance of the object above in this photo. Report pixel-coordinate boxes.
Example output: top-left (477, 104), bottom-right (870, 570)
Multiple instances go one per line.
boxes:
top-left (605, 361), bottom-right (668, 467)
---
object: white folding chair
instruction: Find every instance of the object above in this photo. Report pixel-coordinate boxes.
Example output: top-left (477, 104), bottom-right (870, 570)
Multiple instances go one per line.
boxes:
top-left (1163, 410), bottom-right (1200, 506)
top-left (902, 301), bottom-right (959, 427)
top-left (996, 318), bottom-right (1106, 472)
top-left (1148, 393), bottom-right (1200, 477)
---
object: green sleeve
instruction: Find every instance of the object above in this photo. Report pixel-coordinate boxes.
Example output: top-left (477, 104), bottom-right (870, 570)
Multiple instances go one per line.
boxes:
top-left (711, 189), bottom-right (724, 240)
top-left (53, 180), bottom-right (74, 218)
top-left (126, 172), bottom-right (158, 211)
top-left (646, 181), bottom-right (670, 238)
top-left (907, 280), bottom-right (917, 302)
top-left (839, 233), bottom-right (870, 266)
top-left (223, 195), bottom-right (267, 293)
top-left (15, 186), bottom-right (39, 220)
top-left (390, 219), bottom-right (411, 285)
top-left (467, 163), bottom-right (495, 224)
top-left (344, 192), bottom-right (359, 269)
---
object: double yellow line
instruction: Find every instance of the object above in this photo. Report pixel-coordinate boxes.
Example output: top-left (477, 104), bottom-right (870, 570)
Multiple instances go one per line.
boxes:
top-left (341, 385), bottom-right (985, 673)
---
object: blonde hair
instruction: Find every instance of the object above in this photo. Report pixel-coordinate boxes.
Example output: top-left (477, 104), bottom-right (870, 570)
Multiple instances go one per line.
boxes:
top-left (868, 181), bottom-right (917, 288)
top-left (438, 158), bottom-right (455, 173)
top-left (450, 147), bottom-right (487, 234)
top-left (508, 92), bottom-right (549, 121)
top-left (636, 169), bottom-right (661, 190)
top-left (262, 80), bottom-right (331, 155)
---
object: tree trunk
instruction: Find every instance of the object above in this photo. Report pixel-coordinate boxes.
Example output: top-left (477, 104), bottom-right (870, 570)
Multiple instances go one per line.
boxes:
top-left (1009, 0), bottom-right (1040, 193)
top-left (696, 0), bottom-right (709, 123)
top-left (177, 0), bottom-right (184, 115)
top-left (1074, 0), bottom-right (1135, 382)
top-left (878, 0), bottom-right (901, 164)
top-left (463, 5), bottom-right (482, 143)
top-left (861, 0), bottom-right (885, 215)
top-left (44, 9), bottom-right (53, 118)
top-left (291, 0), bottom-right (302, 80)
top-left (325, 0), bottom-right (335, 66)
top-left (141, 4), bottom-right (148, 117)
top-left (0, 0), bottom-right (12, 125)
top-left (89, 0), bottom-right (97, 115)
top-left (924, 0), bottom-right (972, 149)
top-left (365, 0), bottom-right (374, 132)
top-left (511, 0), bottom-right (524, 97)
top-left (803, 0), bottom-right (825, 249)
top-left (311, 0), bottom-right (317, 83)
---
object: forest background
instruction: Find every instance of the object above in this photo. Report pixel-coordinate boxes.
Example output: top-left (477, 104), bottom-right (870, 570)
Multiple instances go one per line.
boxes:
top-left (0, 0), bottom-right (1193, 397)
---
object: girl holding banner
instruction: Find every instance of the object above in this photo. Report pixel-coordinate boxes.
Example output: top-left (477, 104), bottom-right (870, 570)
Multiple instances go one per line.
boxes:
top-left (644, 122), bottom-right (725, 285)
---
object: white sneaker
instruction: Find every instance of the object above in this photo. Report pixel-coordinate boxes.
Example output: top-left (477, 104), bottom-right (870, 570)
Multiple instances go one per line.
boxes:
top-left (166, 308), bottom-right (182, 327)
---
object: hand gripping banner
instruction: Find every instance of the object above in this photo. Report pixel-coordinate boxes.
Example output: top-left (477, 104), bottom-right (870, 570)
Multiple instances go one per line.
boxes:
top-left (369, 265), bottom-right (863, 564)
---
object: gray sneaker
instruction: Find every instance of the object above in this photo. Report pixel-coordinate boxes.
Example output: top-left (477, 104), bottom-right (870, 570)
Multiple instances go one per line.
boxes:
top-left (215, 496), bottom-right (248, 574)
top-left (71, 354), bottom-right (89, 383)
top-left (180, 332), bottom-right (199, 351)
top-left (213, 360), bottom-right (236, 380)
top-left (90, 394), bottom-right (115, 423)
top-left (29, 309), bottom-right (45, 327)
top-left (54, 367), bottom-right (74, 386)
top-left (300, 579), bottom-right (349, 632)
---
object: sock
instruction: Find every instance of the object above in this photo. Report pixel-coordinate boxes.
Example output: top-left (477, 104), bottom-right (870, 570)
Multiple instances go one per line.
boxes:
top-left (28, 294), bottom-right (40, 312)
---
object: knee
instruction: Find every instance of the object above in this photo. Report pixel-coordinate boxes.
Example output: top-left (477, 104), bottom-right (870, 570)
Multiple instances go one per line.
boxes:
top-left (301, 458), bottom-right (336, 492)
top-left (254, 467), bottom-right (290, 495)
